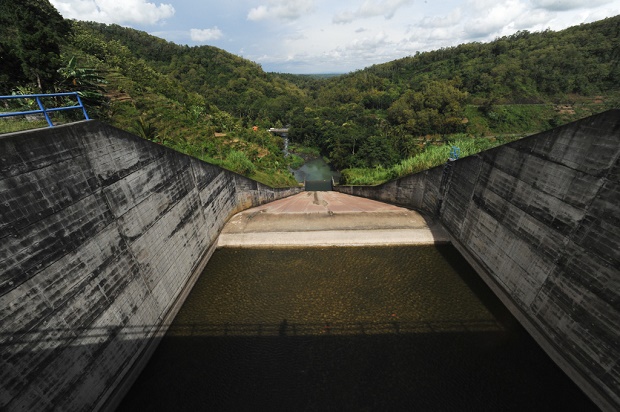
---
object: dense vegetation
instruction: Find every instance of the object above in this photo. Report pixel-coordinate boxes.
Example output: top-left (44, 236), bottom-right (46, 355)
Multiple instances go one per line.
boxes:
top-left (0, 0), bottom-right (71, 92)
top-left (1, 0), bottom-right (619, 186)
top-left (282, 17), bottom-right (620, 175)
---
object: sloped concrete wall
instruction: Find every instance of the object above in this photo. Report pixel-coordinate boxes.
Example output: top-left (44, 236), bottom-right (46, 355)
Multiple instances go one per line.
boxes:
top-left (0, 121), bottom-right (301, 411)
top-left (336, 109), bottom-right (620, 411)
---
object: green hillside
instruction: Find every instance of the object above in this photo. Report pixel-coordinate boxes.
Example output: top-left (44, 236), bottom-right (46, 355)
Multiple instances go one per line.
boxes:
top-left (285, 16), bottom-right (620, 180)
top-left (1, 0), bottom-right (618, 186)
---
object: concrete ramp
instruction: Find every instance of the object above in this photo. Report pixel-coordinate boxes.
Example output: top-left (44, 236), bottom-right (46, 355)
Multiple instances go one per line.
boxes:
top-left (218, 191), bottom-right (449, 247)
top-left (0, 120), bottom-right (301, 412)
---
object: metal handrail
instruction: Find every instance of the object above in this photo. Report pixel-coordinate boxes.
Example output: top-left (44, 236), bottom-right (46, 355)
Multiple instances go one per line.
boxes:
top-left (0, 92), bottom-right (90, 127)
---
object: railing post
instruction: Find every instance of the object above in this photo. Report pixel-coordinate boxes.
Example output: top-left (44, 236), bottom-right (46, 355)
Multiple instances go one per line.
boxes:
top-left (35, 96), bottom-right (54, 127)
top-left (74, 93), bottom-right (90, 120)
top-left (1, 92), bottom-right (90, 127)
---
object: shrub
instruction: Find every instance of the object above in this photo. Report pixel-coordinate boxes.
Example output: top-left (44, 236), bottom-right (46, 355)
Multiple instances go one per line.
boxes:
top-left (340, 134), bottom-right (523, 185)
top-left (224, 150), bottom-right (256, 175)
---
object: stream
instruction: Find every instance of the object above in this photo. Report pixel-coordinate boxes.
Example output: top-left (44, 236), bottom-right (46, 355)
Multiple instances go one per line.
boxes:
top-left (292, 157), bottom-right (341, 185)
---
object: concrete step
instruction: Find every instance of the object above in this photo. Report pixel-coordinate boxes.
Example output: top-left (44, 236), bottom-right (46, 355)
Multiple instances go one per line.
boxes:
top-left (218, 191), bottom-right (449, 247)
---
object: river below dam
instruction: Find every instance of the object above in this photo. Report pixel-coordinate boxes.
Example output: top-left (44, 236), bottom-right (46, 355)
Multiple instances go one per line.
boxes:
top-left (293, 157), bottom-right (341, 184)
top-left (118, 245), bottom-right (597, 411)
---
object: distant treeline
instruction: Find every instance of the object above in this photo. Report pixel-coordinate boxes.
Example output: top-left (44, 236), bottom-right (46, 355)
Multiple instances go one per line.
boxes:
top-left (281, 16), bottom-right (620, 170)
top-left (2, 1), bottom-right (619, 184)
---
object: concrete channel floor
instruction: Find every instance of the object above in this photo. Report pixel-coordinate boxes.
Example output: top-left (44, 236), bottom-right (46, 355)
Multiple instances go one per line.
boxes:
top-left (217, 191), bottom-right (449, 247)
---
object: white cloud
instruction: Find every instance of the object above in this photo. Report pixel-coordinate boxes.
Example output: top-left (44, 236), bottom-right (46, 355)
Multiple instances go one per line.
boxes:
top-left (513, 9), bottom-right (554, 29)
top-left (463, 0), bottom-right (528, 38)
top-left (248, 5), bottom-right (269, 21)
top-left (464, 19), bottom-right (508, 38)
top-left (51, 0), bottom-right (620, 73)
top-left (420, 9), bottom-right (463, 28)
top-left (190, 27), bottom-right (224, 42)
top-left (247, 28), bottom-right (396, 73)
top-left (466, 0), bottom-right (502, 12)
top-left (284, 31), bottom-right (308, 42)
top-left (333, 0), bottom-right (414, 24)
top-left (247, 0), bottom-right (316, 21)
top-left (344, 31), bottom-right (390, 54)
top-left (50, 0), bottom-right (174, 25)
top-left (299, 30), bottom-right (398, 70)
top-left (531, 0), bottom-right (615, 11)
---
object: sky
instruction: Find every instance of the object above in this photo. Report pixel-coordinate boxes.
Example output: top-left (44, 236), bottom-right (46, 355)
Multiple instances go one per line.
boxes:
top-left (49, 0), bottom-right (620, 74)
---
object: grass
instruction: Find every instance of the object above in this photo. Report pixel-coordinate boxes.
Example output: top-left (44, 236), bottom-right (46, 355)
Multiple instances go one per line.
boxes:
top-left (288, 143), bottom-right (321, 158)
top-left (0, 117), bottom-right (49, 134)
top-left (341, 134), bottom-right (524, 185)
top-left (340, 101), bottom-right (614, 186)
top-left (287, 153), bottom-right (305, 170)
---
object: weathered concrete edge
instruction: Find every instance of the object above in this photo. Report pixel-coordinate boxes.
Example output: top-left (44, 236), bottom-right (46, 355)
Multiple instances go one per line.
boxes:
top-left (90, 130), bottom-right (304, 411)
top-left (0, 120), bottom-right (303, 412)
top-left (97, 239), bottom-right (218, 412)
top-left (333, 110), bottom-right (620, 411)
top-left (447, 232), bottom-right (615, 412)
top-left (217, 229), bottom-right (450, 248)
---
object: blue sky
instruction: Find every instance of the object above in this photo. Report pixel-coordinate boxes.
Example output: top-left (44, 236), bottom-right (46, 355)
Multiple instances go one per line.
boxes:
top-left (50, 0), bottom-right (620, 74)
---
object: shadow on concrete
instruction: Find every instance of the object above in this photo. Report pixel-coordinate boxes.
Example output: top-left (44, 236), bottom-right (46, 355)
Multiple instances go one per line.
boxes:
top-left (117, 328), bottom-right (598, 412)
top-left (114, 244), bottom-right (598, 411)
top-left (165, 318), bottom-right (504, 337)
top-left (0, 244), bottom-right (598, 411)
top-left (0, 323), bottom-right (598, 411)
top-left (434, 240), bottom-right (525, 331)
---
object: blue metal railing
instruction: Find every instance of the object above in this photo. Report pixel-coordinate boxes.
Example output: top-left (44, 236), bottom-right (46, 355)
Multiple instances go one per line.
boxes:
top-left (0, 92), bottom-right (90, 127)
top-left (449, 146), bottom-right (461, 161)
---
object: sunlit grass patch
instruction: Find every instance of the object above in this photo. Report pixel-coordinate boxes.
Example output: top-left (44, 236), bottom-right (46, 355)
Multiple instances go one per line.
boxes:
top-left (341, 134), bottom-right (524, 185)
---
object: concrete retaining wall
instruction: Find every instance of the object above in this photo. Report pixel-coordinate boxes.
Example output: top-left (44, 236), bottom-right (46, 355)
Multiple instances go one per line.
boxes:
top-left (336, 109), bottom-right (620, 411)
top-left (0, 120), bottom-right (301, 411)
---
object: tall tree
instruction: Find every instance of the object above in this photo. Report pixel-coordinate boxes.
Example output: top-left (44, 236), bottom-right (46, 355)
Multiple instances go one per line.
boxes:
top-left (387, 80), bottom-right (468, 136)
top-left (0, 0), bottom-right (70, 93)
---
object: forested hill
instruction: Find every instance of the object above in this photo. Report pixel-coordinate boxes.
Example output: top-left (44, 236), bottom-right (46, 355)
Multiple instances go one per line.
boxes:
top-left (74, 22), bottom-right (306, 121)
top-left (1, 1), bottom-right (307, 187)
top-left (385, 18), bottom-right (620, 101)
top-left (279, 15), bottom-right (620, 177)
top-left (1, 1), bottom-right (619, 186)
top-left (311, 15), bottom-right (620, 107)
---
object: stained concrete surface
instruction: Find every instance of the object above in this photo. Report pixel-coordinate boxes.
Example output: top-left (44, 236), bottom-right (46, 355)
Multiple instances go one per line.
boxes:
top-left (0, 121), bottom-right (301, 412)
top-left (336, 109), bottom-right (620, 411)
top-left (218, 191), bottom-right (449, 247)
top-left (2, 110), bottom-right (619, 412)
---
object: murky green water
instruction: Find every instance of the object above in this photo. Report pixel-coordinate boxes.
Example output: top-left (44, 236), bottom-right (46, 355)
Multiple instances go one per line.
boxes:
top-left (118, 245), bottom-right (597, 411)
top-left (293, 157), bottom-right (341, 183)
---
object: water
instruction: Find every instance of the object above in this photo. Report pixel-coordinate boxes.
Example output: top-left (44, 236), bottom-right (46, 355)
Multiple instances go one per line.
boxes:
top-left (118, 245), bottom-right (597, 411)
top-left (293, 157), bottom-right (341, 183)
top-left (283, 137), bottom-right (289, 157)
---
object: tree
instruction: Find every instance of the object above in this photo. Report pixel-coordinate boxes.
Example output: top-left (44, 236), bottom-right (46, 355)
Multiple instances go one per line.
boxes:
top-left (386, 80), bottom-right (468, 136)
top-left (0, 0), bottom-right (71, 93)
top-left (357, 135), bottom-right (398, 168)
top-left (58, 56), bottom-right (106, 90)
top-left (57, 55), bottom-right (108, 112)
top-left (132, 117), bottom-right (159, 141)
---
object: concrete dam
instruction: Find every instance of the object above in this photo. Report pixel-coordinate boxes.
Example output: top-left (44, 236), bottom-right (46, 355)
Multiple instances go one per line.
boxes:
top-left (0, 110), bottom-right (618, 410)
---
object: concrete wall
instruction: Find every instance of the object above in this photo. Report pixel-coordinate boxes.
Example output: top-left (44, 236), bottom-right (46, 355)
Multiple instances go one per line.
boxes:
top-left (336, 109), bottom-right (620, 411)
top-left (0, 120), bottom-right (301, 411)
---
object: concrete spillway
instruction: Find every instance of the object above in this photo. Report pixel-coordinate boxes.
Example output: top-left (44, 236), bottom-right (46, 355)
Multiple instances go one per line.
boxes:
top-left (218, 191), bottom-right (449, 247)
top-left (337, 109), bottom-right (620, 411)
top-left (0, 121), bottom-right (301, 411)
top-left (1, 111), bottom-right (619, 411)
